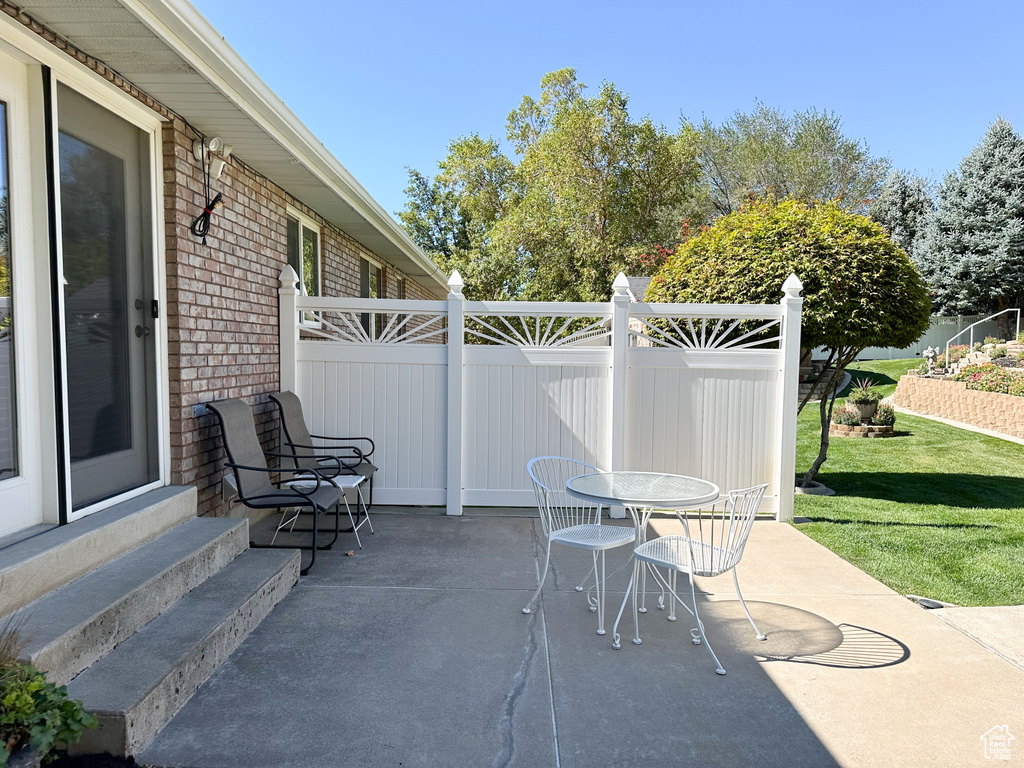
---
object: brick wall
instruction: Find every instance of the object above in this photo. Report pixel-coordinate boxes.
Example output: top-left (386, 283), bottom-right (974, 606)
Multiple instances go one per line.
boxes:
top-left (163, 118), bottom-right (285, 517)
top-left (164, 119), bottom-right (439, 515)
top-left (4, 5), bottom-right (444, 517)
top-left (893, 374), bottom-right (1024, 440)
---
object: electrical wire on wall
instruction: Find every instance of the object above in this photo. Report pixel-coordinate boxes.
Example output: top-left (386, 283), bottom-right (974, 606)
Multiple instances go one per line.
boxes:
top-left (189, 135), bottom-right (224, 245)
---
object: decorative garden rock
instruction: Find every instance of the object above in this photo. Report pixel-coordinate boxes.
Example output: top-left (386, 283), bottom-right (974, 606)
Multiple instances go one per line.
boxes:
top-left (794, 479), bottom-right (835, 495)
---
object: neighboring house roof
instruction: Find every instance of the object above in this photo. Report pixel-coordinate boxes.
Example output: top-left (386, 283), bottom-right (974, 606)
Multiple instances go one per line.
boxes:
top-left (18, 0), bottom-right (449, 296)
top-left (625, 276), bottom-right (651, 302)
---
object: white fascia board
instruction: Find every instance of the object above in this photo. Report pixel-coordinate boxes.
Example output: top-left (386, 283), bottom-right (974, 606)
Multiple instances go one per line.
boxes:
top-left (121, 0), bottom-right (449, 295)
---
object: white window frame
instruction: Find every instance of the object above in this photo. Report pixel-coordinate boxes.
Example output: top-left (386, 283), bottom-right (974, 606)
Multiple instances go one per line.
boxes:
top-left (286, 206), bottom-right (321, 327)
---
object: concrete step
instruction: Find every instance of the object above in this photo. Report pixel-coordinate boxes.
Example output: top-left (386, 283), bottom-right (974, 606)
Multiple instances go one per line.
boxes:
top-left (67, 547), bottom-right (300, 757)
top-left (0, 487), bottom-right (197, 614)
top-left (16, 517), bottom-right (248, 686)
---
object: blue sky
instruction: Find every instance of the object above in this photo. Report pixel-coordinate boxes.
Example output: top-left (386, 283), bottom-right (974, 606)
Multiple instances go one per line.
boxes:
top-left (191, 0), bottom-right (1021, 221)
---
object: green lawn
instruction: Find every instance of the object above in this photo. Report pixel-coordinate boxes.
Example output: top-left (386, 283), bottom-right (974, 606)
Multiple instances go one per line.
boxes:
top-left (794, 358), bottom-right (1024, 607)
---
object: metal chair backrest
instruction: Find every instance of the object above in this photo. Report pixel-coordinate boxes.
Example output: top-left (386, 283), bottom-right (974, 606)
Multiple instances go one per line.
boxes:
top-left (206, 399), bottom-right (269, 501)
top-left (269, 391), bottom-right (319, 473)
top-left (680, 483), bottom-right (768, 576)
top-left (527, 456), bottom-right (605, 536)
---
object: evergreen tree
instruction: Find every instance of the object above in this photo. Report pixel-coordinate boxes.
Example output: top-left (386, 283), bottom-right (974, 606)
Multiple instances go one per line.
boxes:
top-left (913, 119), bottom-right (1024, 335)
top-left (870, 170), bottom-right (933, 253)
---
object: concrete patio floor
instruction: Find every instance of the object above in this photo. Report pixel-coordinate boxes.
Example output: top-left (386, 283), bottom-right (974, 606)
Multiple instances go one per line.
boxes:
top-left (139, 508), bottom-right (1024, 768)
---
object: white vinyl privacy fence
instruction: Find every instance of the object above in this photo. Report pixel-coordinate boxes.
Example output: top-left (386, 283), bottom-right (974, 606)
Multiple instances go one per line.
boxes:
top-left (280, 269), bottom-right (804, 521)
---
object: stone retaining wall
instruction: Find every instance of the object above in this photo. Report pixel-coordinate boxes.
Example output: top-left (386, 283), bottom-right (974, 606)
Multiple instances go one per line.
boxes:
top-left (829, 424), bottom-right (894, 438)
top-left (893, 374), bottom-right (1024, 440)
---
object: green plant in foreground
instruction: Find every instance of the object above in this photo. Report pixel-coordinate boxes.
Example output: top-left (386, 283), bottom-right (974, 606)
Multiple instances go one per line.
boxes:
top-left (871, 403), bottom-right (896, 426)
top-left (1018, 329), bottom-right (1024, 343)
top-left (0, 662), bottom-right (96, 765)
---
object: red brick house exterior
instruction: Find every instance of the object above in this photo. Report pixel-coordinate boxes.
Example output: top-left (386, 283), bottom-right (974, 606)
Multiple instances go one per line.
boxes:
top-left (0, 0), bottom-right (447, 530)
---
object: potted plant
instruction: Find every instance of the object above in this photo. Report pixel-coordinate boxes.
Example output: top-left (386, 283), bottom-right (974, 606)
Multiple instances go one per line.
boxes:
top-left (845, 377), bottom-right (882, 422)
top-left (0, 601), bottom-right (96, 767)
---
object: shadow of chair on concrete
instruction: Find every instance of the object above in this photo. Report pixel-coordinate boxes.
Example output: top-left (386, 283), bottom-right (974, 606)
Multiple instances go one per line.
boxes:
top-left (701, 600), bottom-right (911, 670)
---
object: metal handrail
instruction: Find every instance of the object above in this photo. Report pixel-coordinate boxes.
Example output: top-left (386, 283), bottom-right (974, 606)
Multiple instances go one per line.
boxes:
top-left (945, 308), bottom-right (1021, 368)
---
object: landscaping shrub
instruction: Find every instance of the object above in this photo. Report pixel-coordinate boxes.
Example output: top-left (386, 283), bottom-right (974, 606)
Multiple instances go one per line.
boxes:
top-left (953, 363), bottom-right (1024, 396)
top-left (974, 341), bottom-right (984, 350)
top-left (1018, 329), bottom-right (1024, 343)
top-left (871, 403), bottom-right (896, 426)
top-left (0, 663), bottom-right (96, 764)
top-left (916, 361), bottom-right (929, 375)
top-left (846, 377), bottom-right (882, 404)
top-left (984, 336), bottom-right (1000, 346)
top-left (645, 197), bottom-right (931, 486)
top-left (831, 406), bottom-right (861, 426)
top-left (990, 347), bottom-right (1007, 359)
top-left (948, 344), bottom-right (970, 362)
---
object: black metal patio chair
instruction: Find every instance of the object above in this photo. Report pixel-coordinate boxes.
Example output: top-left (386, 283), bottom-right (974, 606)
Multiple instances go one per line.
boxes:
top-left (269, 390), bottom-right (378, 509)
top-left (207, 398), bottom-right (363, 575)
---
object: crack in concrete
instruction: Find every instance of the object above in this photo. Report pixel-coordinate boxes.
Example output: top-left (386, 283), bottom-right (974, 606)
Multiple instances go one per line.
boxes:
top-left (493, 599), bottom-right (539, 768)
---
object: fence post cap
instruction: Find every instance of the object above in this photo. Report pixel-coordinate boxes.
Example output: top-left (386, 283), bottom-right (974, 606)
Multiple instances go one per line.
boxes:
top-left (448, 270), bottom-right (465, 294)
top-left (279, 265), bottom-right (300, 293)
top-left (781, 273), bottom-right (803, 298)
top-left (612, 272), bottom-right (630, 296)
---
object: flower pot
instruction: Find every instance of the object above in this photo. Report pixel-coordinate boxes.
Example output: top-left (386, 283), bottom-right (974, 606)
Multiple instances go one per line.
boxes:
top-left (848, 401), bottom-right (878, 423)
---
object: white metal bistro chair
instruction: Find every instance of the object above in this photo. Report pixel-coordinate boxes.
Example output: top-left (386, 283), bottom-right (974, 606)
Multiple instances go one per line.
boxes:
top-left (522, 457), bottom-right (636, 635)
top-left (612, 483), bottom-right (769, 675)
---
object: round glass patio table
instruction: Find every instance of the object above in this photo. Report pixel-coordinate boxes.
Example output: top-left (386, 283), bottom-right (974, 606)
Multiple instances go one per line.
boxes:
top-left (565, 471), bottom-right (720, 648)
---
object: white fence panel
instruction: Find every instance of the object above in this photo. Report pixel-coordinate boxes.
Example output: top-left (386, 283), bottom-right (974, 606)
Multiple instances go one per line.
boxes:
top-left (625, 352), bottom-right (782, 515)
top-left (296, 343), bottom-right (448, 506)
top-left (280, 267), bottom-right (803, 521)
top-left (463, 348), bottom-right (611, 505)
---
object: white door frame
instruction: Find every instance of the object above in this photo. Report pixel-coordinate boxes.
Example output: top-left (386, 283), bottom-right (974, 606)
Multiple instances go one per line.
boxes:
top-left (0, 42), bottom-right (44, 537)
top-left (0, 16), bottom-right (169, 528)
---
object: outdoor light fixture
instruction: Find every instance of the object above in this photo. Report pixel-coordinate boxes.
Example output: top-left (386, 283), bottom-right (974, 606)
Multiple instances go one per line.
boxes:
top-left (192, 136), bottom-right (233, 180)
top-left (190, 134), bottom-right (232, 244)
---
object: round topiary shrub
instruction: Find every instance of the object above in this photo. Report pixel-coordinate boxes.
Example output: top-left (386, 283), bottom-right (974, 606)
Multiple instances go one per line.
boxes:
top-left (645, 198), bottom-right (931, 484)
top-left (645, 198), bottom-right (932, 352)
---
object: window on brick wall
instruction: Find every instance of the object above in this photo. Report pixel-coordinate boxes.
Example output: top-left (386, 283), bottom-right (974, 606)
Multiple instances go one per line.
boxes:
top-left (360, 257), bottom-right (384, 338)
top-left (286, 208), bottom-right (320, 325)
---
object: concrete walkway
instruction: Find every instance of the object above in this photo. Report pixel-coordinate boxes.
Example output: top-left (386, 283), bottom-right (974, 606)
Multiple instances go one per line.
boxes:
top-left (140, 509), bottom-right (1024, 768)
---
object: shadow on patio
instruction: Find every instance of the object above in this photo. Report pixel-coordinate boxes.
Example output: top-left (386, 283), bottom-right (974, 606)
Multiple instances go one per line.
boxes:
top-left (138, 509), bottom-right (1023, 768)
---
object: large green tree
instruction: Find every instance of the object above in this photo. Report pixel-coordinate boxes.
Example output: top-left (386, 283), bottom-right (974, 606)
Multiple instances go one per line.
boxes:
top-left (646, 199), bottom-right (931, 486)
top-left (870, 170), bottom-right (933, 254)
top-left (399, 69), bottom-right (699, 300)
top-left (913, 119), bottom-right (1024, 338)
top-left (685, 103), bottom-right (890, 223)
